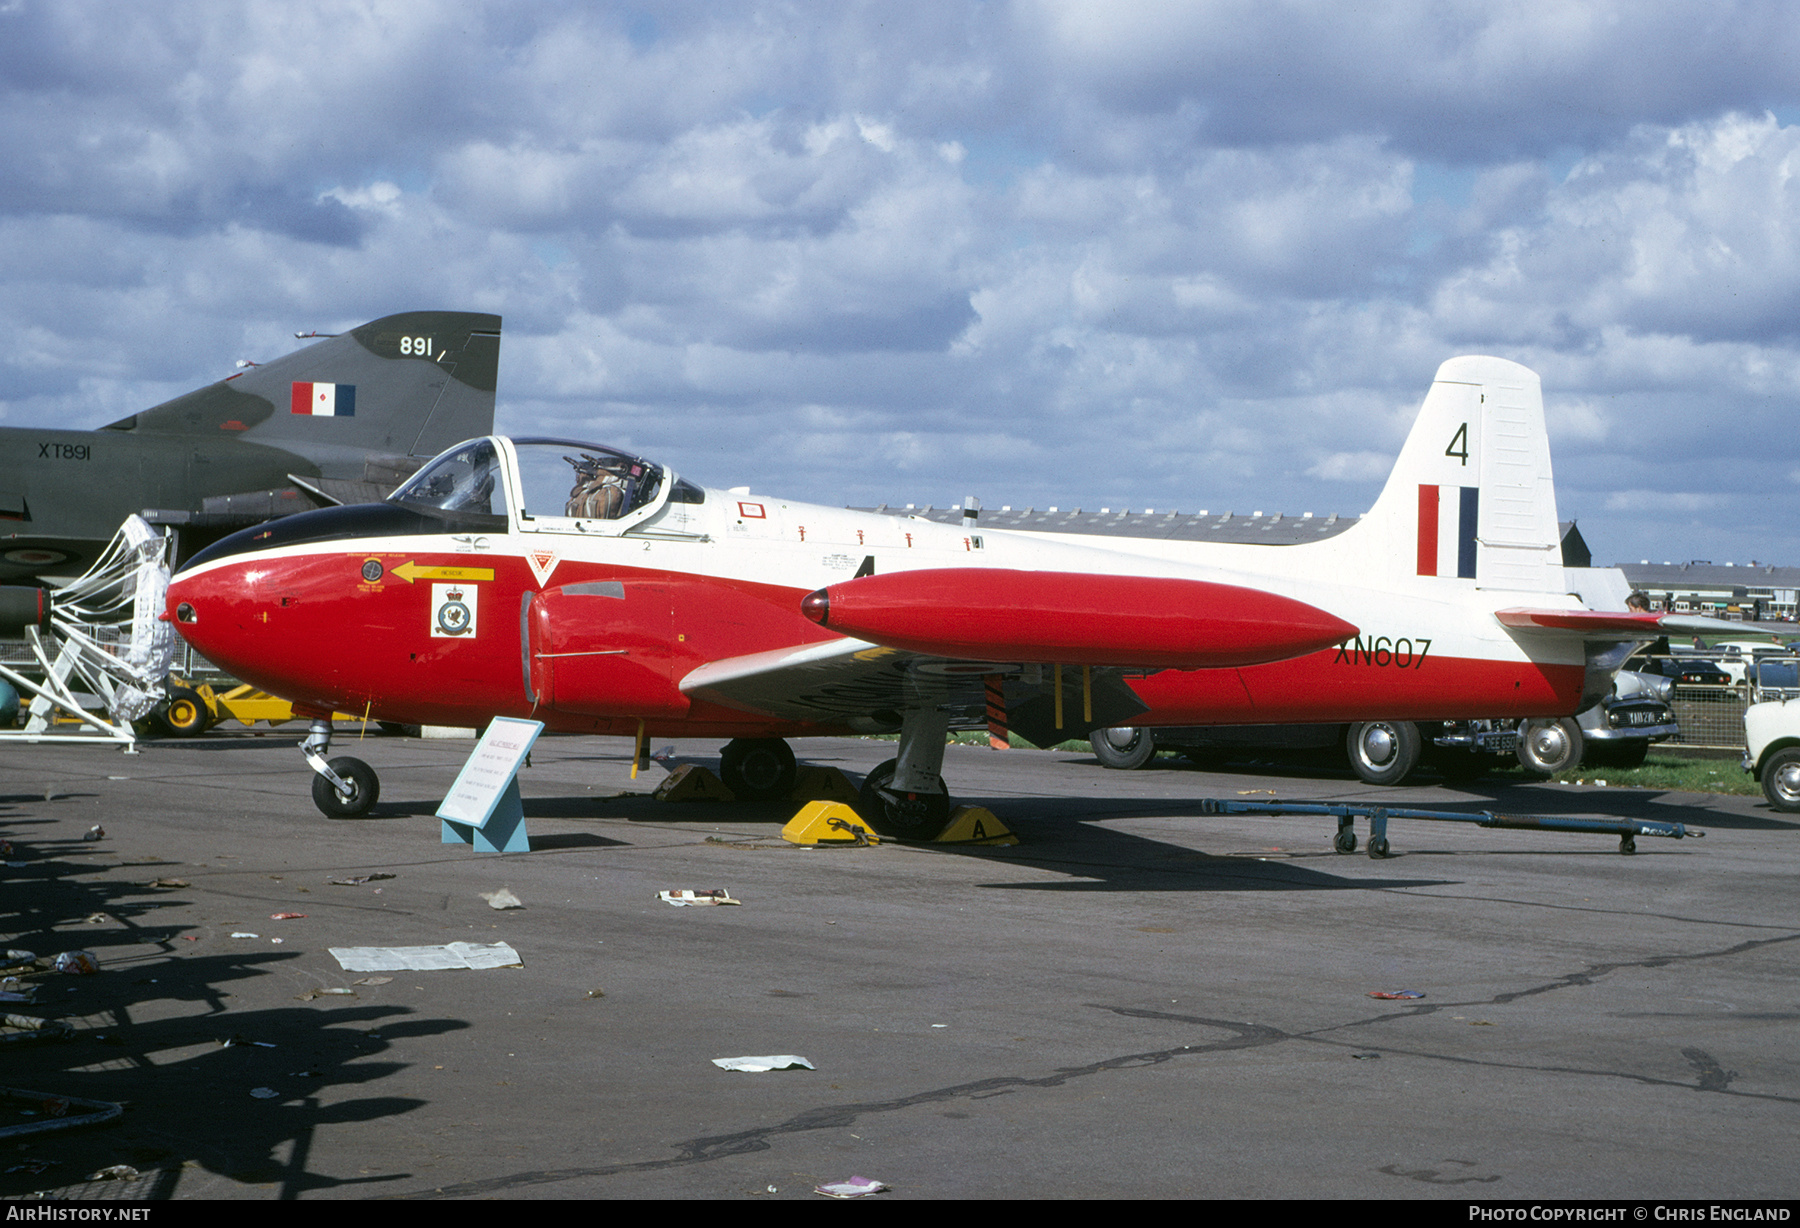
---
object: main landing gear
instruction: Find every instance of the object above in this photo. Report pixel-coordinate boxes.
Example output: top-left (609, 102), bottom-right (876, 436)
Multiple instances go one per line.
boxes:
top-left (716, 721), bottom-right (956, 839)
top-left (718, 738), bottom-right (798, 802)
top-left (857, 708), bottom-right (954, 840)
top-left (302, 718), bottom-right (380, 819)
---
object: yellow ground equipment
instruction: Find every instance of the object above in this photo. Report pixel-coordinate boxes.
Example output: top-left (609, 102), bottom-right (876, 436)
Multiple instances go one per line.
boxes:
top-left (150, 677), bottom-right (363, 737)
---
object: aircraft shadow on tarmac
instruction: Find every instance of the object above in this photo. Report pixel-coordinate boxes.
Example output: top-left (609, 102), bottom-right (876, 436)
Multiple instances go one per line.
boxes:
top-left (1060, 751), bottom-right (1800, 832)
top-left (470, 757), bottom-right (1459, 894)
top-left (0, 812), bottom-right (468, 1200)
top-left (319, 794), bottom-right (636, 848)
top-left (947, 803), bottom-right (1456, 894)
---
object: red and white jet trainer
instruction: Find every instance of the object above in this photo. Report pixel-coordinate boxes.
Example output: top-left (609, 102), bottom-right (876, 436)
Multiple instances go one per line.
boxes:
top-left (164, 355), bottom-right (1659, 835)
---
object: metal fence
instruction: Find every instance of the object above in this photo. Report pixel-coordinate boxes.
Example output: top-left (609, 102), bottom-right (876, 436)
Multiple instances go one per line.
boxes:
top-left (1667, 688), bottom-right (1747, 749)
top-left (1636, 652), bottom-right (1758, 750)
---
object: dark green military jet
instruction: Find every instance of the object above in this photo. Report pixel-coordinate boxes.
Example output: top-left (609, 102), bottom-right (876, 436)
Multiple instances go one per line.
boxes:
top-left (0, 310), bottom-right (500, 583)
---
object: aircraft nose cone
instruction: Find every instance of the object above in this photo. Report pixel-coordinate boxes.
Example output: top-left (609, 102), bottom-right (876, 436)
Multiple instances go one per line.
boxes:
top-left (164, 569), bottom-right (255, 673)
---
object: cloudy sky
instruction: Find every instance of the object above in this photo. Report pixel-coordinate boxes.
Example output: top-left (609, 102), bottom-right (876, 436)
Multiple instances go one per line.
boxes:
top-left (6, 2), bottom-right (1800, 569)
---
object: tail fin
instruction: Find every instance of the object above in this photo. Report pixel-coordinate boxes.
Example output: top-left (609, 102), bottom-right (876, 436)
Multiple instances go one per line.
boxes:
top-left (1345, 355), bottom-right (1564, 594)
top-left (107, 310), bottom-right (501, 468)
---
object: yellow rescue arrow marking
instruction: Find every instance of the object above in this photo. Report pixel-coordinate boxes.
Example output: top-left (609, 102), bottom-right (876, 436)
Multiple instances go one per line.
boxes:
top-left (390, 561), bottom-right (495, 584)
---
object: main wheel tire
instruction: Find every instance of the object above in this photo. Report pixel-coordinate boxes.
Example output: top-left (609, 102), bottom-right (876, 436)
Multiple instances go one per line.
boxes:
top-left (1517, 717), bottom-right (1582, 776)
top-left (858, 758), bottom-right (952, 840)
top-left (1761, 747), bottom-right (1800, 813)
top-left (718, 738), bottom-right (798, 802)
top-left (160, 686), bottom-right (210, 738)
top-left (310, 756), bottom-right (379, 819)
top-left (1090, 727), bottom-right (1156, 770)
top-left (1345, 721), bottom-right (1422, 785)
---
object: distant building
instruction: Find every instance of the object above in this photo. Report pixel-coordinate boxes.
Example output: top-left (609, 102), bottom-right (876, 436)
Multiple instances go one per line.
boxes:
top-left (1613, 562), bottom-right (1800, 622)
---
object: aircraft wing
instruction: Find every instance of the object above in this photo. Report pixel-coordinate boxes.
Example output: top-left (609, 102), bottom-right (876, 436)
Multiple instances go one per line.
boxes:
top-left (288, 474), bottom-right (402, 507)
top-left (680, 635), bottom-right (1151, 746)
top-left (680, 636), bottom-right (909, 723)
top-left (682, 568), bottom-right (1362, 743)
top-left (1497, 609), bottom-right (1796, 637)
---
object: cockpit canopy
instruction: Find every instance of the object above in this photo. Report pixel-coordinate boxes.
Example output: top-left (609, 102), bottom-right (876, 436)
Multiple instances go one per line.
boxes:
top-left (389, 436), bottom-right (698, 533)
top-left (180, 435), bottom-right (700, 575)
top-left (511, 439), bottom-right (664, 521)
top-left (390, 438), bottom-right (506, 517)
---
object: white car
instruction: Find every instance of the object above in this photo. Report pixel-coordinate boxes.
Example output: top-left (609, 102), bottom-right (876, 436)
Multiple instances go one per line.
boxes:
top-left (1742, 656), bottom-right (1800, 811)
top-left (1710, 639), bottom-right (1786, 688)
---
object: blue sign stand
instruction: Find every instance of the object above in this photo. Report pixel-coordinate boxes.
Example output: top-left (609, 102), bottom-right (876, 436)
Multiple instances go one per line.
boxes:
top-left (437, 717), bottom-right (544, 855)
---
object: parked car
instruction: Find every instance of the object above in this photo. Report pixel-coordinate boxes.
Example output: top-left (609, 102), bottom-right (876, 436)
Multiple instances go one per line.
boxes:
top-left (1708, 640), bottom-right (1788, 688)
top-left (1741, 656), bottom-right (1800, 811)
top-left (1572, 668), bottom-right (1681, 768)
top-left (1088, 669), bottom-right (1679, 781)
top-left (1637, 654), bottom-right (1734, 687)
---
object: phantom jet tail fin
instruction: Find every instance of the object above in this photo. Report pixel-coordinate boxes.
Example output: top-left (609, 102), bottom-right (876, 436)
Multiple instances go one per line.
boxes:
top-left (106, 310), bottom-right (502, 462)
top-left (1339, 355), bottom-right (1564, 594)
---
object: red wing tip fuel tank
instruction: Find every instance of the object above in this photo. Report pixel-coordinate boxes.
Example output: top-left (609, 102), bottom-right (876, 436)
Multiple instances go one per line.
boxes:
top-left (164, 356), bottom-right (1657, 835)
top-left (800, 569), bottom-right (1358, 669)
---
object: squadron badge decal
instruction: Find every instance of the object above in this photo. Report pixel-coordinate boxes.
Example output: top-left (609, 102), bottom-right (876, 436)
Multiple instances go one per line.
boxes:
top-left (431, 583), bottom-right (477, 638)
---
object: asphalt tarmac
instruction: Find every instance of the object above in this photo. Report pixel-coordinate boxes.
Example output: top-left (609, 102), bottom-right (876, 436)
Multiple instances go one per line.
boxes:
top-left (0, 730), bottom-right (1793, 1201)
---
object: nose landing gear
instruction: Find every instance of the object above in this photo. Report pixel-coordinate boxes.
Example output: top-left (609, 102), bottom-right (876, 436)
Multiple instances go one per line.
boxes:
top-left (302, 718), bottom-right (380, 818)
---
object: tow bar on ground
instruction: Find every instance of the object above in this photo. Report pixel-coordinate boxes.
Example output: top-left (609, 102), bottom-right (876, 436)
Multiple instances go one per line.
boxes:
top-left (1197, 798), bottom-right (1702, 857)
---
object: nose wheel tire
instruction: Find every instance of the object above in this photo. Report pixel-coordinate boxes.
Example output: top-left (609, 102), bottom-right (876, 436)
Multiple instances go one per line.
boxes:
top-left (1516, 718), bottom-right (1582, 776)
top-left (858, 758), bottom-right (952, 840)
top-left (1345, 721), bottom-right (1422, 785)
top-left (1090, 727), bottom-right (1156, 770)
top-left (719, 738), bottom-right (798, 802)
top-left (311, 756), bottom-right (380, 819)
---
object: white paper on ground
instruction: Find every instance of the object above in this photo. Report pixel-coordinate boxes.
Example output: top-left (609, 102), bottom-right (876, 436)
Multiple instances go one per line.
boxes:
top-left (328, 942), bottom-right (523, 972)
top-left (711, 1055), bottom-right (813, 1072)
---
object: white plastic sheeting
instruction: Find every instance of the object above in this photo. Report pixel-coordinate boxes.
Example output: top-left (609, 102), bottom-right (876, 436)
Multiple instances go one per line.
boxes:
top-left (7, 515), bottom-right (174, 744)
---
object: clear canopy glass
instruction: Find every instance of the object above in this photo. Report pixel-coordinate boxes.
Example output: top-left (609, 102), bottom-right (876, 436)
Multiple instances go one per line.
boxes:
top-left (510, 439), bottom-right (664, 522)
top-left (389, 438), bottom-right (503, 516)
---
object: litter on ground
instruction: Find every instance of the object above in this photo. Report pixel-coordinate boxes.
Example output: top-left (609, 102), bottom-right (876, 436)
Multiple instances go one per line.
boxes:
top-left (328, 942), bottom-right (523, 972)
top-left (659, 889), bottom-right (739, 906)
top-left (711, 1055), bottom-right (813, 1072)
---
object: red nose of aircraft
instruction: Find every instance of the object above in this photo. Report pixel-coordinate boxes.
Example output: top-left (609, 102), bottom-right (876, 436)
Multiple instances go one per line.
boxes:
top-left (800, 568), bottom-right (1357, 669)
top-left (165, 554), bottom-right (332, 703)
